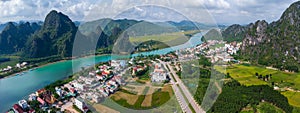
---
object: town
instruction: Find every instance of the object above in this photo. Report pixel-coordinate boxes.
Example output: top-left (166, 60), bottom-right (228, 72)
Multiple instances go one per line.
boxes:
top-left (6, 57), bottom-right (173, 112)
top-left (6, 39), bottom-right (241, 113)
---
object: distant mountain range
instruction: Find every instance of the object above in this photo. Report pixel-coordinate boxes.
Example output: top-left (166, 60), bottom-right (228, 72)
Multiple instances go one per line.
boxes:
top-left (221, 1), bottom-right (300, 72)
top-left (156, 20), bottom-right (226, 31)
top-left (0, 10), bottom-right (220, 58)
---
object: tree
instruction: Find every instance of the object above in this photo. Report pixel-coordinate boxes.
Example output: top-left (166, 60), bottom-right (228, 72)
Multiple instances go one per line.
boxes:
top-left (259, 74), bottom-right (262, 79)
top-left (262, 76), bottom-right (266, 81)
top-left (266, 74), bottom-right (269, 81)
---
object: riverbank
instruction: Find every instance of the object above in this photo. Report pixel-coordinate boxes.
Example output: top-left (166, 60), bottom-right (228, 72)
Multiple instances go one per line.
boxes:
top-left (0, 53), bottom-right (111, 80)
top-left (0, 30), bottom-right (204, 79)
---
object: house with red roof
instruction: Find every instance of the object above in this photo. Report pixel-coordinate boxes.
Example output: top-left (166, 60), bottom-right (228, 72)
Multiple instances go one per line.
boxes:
top-left (13, 104), bottom-right (24, 113)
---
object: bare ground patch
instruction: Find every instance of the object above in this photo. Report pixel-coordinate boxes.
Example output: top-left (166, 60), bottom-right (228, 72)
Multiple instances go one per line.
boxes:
top-left (141, 94), bottom-right (152, 107)
top-left (111, 91), bottom-right (139, 105)
top-left (93, 104), bottom-right (120, 113)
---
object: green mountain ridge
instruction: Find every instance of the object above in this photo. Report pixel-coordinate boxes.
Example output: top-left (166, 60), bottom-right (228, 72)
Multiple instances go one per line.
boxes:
top-left (0, 10), bottom-right (213, 59)
top-left (25, 10), bottom-right (77, 58)
top-left (0, 22), bottom-right (40, 54)
top-left (222, 1), bottom-right (300, 72)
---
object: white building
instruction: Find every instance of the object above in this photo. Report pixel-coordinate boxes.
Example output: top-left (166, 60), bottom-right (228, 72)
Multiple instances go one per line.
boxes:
top-left (73, 83), bottom-right (85, 90)
top-left (21, 62), bottom-right (28, 67)
top-left (18, 100), bottom-right (29, 109)
top-left (15, 63), bottom-right (21, 68)
top-left (55, 87), bottom-right (62, 97)
top-left (151, 63), bottom-right (168, 83)
top-left (151, 72), bottom-right (167, 83)
top-left (74, 98), bottom-right (88, 112)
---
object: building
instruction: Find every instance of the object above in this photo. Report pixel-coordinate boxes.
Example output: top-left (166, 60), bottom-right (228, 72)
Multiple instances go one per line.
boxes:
top-left (36, 89), bottom-right (46, 96)
top-left (73, 83), bottom-right (85, 90)
top-left (151, 63), bottom-right (168, 82)
top-left (151, 72), bottom-right (168, 82)
top-left (92, 94), bottom-right (102, 103)
top-left (37, 97), bottom-right (46, 106)
top-left (43, 92), bottom-right (56, 104)
top-left (21, 62), bottom-right (28, 67)
top-left (13, 104), bottom-right (24, 113)
top-left (55, 87), bottom-right (62, 97)
top-left (18, 100), bottom-right (29, 110)
top-left (74, 98), bottom-right (88, 112)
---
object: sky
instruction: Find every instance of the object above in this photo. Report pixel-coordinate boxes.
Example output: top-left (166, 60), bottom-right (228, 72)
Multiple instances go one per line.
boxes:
top-left (0, 0), bottom-right (298, 25)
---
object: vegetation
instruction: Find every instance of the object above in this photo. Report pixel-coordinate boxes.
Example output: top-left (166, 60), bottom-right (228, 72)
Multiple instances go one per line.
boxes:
top-left (221, 24), bottom-right (247, 42)
top-left (0, 22), bottom-right (40, 54)
top-left (133, 40), bottom-right (170, 53)
top-left (215, 64), bottom-right (300, 90)
top-left (201, 29), bottom-right (222, 41)
top-left (206, 79), bottom-right (293, 113)
top-left (24, 10), bottom-right (77, 58)
top-left (257, 102), bottom-right (284, 113)
top-left (228, 1), bottom-right (300, 72)
top-left (44, 75), bottom-right (74, 96)
top-left (111, 85), bottom-right (172, 110)
top-left (73, 105), bottom-right (83, 113)
top-left (130, 30), bottom-right (199, 44)
top-left (194, 57), bottom-right (294, 113)
top-left (151, 89), bottom-right (171, 108)
top-left (281, 91), bottom-right (300, 108)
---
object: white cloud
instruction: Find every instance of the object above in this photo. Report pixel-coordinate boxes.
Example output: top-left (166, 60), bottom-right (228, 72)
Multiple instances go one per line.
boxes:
top-left (0, 0), bottom-right (298, 25)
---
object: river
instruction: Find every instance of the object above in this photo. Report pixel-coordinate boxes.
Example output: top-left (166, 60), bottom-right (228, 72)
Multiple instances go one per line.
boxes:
top-left (0, 32), bottom-right (204, 112)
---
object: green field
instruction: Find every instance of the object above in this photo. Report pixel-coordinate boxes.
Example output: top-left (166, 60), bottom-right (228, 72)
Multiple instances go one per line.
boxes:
top-left (110, 85), bottom-right (173, 110)
top-left (215, 64), bottom-right (268, 86)
top-left (281, 91), bottom-right (300, 108)
top-left (215, 64), bottom-right (300, 89)
top-left (215, 64), bottom-right (300, 108)
top-left (0, 55), bottom-right (20, 68)
top-left (102, 94), bottom-right (181, 113)
top-left (130, 31), bottom-right (200, 47)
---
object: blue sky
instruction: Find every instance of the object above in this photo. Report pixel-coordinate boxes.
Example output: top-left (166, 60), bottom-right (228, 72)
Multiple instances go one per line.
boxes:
top-left (0, 0), bottom-right (298, 25)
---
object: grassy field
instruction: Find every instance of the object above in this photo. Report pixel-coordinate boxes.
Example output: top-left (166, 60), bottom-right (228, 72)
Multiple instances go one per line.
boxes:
top-left (215, 64), bottom-right (300, 109)
top-left (93, 104), bottom-right (120, 113)
top-left (130, 30), bottom-right (200, 47)
top-left (281, 91), bottom-right (300, 108)
top-left (102, 93), bottom-right (181, 113)
top-left (110, 85), bottom-right (173, 110)
top-left (215, 64), bottom-right (268, 86)
top-left (215, 64), bottom-right (300, 89)
top-left (0, 55), bottom-right (20, 68)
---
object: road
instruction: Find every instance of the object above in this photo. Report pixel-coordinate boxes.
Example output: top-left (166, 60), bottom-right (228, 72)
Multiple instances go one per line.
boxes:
top-left (158, 60), bottom-right (192, 113)
top-left (159, 59), bottom-right (205, 113)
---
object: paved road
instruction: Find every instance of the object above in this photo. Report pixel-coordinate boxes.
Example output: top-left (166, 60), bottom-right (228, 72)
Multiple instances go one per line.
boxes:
top-left (167, 62), bottom-right (205, 113)
top-left (158, 60), bottom-right (192, 113)
top-left (159, 59), bottom-right (205, 113)
top-left (172, 81), bottom-right (193, 113)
